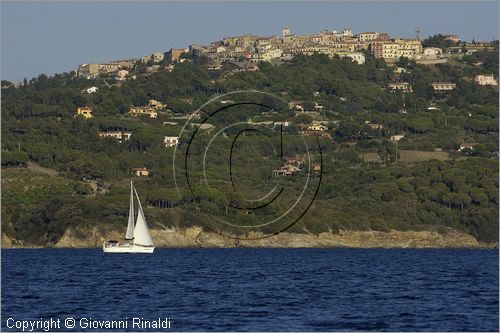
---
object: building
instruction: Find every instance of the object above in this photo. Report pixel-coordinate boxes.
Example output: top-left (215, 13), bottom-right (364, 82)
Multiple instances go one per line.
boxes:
top-left (307, 124), bottom-right (327, 131)
top-left (164, 136), bottom-right (179, 148)
top-left (312, 163), bottom-right (321, 173)
top-left (128, 106), bottom-right (158, 118)
top-left (335, 51), bottom-right (365, 64)
top-left (82, 86), bottom-right (98, 94)
top-left (459, 143), bottom-right (477, 151)
top-left (282, 25), bottom-right (291, 37)
top-left (238, 62), bottom-right (259, 72)
top-left (370, 39), bottom-right (388, 58)
top-left (475, 74), bottom-right (498, 86)
top-left (365, 121), bottom-right (383, 130)
top-left (444, 34), bottom-right (460, 43)
top-left (272, 164), bottom-right (302, 176)
top-left (260, 48), bottom-right (283, 62)
top-left (152, 52), bottom-right (164, 63)
top-left (382, 42), bottom-right (400, 61)
top-left (131, 167), bottom-right (150, 177)
top-left (116, 70), bottom-right (129, 80)
top-left (390, 134), bottom-right (405, 142)
top-left (75, 106), bottom-right (93, 119)
top-left (165, 48), bottom-right (186, 62)
top-left (288, 100), bottom-right (304, 111)
top-left (208, 63), bottom-right (223, 71)
top-left (388, 82), bottom-right (413, 93)
top-left (285, 156), bottom-right (305, 166)
top-left (393, 67), bottom-right (409, 74)
top-left (148, 99), bottom-right (165, 109)
top-left (77, 64), bottom-right (99, 78)
top-left (313, 102), bottom-right (324, 112)
top-left (99, 63), bottom-right (120, 73)
top-left (98, 131), bottom-right (132, 142)
top-left (359, 32), bottom-right (379, 43)
top-left (423, 47), bottom-right (443, 59)
top-left (395, 39), bottom-right (423, 57)
top-left (432, 82), bottom-right (456, 91)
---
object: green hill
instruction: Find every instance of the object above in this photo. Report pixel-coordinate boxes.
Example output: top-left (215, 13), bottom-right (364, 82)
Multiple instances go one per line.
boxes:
top-left (1, 49), bottom-right (498, 246)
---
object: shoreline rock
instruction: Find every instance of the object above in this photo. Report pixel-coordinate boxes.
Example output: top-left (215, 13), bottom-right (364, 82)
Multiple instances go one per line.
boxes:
top-left (2, 227), bottom-right (497, 249)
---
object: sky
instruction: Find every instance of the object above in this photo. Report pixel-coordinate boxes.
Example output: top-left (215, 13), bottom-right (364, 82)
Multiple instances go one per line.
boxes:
top-left (1, 1), bottom-right (498, 82)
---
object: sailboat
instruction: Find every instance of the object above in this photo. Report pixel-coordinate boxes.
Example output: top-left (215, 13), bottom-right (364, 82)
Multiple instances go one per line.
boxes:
top-left (103, 181), bottom-right (154, 253)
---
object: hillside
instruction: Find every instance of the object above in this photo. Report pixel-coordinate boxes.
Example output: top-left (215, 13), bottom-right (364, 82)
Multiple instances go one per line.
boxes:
top-left (1, 48), bottom-right (499, 247)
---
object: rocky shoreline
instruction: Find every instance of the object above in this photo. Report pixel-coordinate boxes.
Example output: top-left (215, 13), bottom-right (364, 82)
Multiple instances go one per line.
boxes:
top-left (2, 227), bottom-right (497, 249)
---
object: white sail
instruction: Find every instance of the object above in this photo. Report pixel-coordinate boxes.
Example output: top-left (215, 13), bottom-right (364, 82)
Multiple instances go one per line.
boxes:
top-left (133, 186), bottom-right (154, 247)
top-left (125, 181), bottom-right (135, 240)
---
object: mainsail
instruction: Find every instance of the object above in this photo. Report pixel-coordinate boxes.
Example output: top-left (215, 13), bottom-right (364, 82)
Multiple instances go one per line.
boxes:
top-left (125, 181), bottom-right (135, 240)
top-left (133, 187), bottom-right (154, 247)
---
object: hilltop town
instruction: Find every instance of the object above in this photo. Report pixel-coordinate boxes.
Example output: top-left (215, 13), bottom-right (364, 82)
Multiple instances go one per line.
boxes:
top-left (75, 26), bottom-right (494, 79)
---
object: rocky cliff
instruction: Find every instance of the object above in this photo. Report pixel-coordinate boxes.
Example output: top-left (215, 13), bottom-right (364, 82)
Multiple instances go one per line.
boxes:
top-left (2, 226), bottom-right (495, 248)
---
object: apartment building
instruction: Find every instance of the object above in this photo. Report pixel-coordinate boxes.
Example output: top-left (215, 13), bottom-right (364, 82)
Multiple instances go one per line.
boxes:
top-left (475, 74), bottom-right (498, 86)
top-left (432, 82), bottom-right (457, 91)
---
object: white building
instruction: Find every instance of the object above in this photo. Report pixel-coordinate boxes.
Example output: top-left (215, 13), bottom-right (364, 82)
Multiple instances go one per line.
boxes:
top-left (164, 136), bottom-right (179, 148)
top-left (99, 131), bottom-right (132, 142)
top-left (117, 70), bottom-right (129, 80)
top-left (335, 52), bottom-right (365, 64)
top-left (475, 74), bottom-right (498, 86)
top-left (152, 52), bottom-right (164, 63)
top-left (423, 47), bottom-right (443, 59)
top-left (83, 86), bottom-right (98, 94)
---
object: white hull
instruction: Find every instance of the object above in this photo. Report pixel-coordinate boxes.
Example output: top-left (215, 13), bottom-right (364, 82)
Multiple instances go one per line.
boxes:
top-left (103, 243), bottom-right (154, 253)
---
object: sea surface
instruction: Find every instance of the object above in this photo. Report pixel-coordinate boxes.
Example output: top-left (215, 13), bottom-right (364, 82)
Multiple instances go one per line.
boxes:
top-left (2, 249), bottom-right (498, 331)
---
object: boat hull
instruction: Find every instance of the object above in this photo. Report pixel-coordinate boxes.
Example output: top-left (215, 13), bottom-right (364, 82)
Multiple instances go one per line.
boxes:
top-left (103, 243), bottom-right (154, 253)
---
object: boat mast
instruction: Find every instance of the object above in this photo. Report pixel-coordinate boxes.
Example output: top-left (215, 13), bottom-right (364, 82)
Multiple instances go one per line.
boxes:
top-left (125, 181), bottom-right (135, 240)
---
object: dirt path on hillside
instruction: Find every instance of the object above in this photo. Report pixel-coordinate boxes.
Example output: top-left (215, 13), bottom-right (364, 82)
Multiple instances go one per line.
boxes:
top-left (27, 161), bottom-right (59, 176)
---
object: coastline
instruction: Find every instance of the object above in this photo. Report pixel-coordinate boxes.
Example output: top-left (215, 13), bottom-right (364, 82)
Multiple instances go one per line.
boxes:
top-left (2, 227), bottom-right (497, 249)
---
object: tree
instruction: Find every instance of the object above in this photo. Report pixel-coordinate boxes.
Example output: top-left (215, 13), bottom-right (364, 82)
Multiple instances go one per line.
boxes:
top-left (377, 140), bottom-right (397, 164)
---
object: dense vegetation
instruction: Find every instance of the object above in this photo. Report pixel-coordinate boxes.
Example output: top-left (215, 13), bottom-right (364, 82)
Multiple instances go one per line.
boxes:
top-left (1, 45), bottom-right (498, 245)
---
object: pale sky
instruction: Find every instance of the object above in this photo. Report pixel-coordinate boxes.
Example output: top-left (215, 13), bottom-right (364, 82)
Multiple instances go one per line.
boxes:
top-left (1, 1), bottom-right (498, 82)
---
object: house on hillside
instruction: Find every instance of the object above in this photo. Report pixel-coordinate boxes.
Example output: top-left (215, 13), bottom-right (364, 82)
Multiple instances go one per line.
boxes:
top-left (390, 134), bottom-right (405, 142)
top-left (128, 106), bottom-right (158, 118)
top-left (475, 74), bottom-right (498, 86)
top-left (388, 82), bottom-right (413, 93)
top-left (285, 156), bottom-right (305, 167)
top-left (75, 106), bottom-right (93, 119)
top-left (459, 143), bottom-right (478, 151)
top-left (307, 124), bottom-right (327, 131)
top-left (312, 163), bottom-right (321, 173)
top-left (164, 136), bottom-right (179, 148)
top-left (83, 86), bottom-right (98, 94)
top-left (423, 47), bottom-right (443, 59)
top-left (116, 70), bottom-right (129, 80)
top-left (131, 167), bottom-right (150, 177)
top-left (288, 100), bottom-right (304, 111)
top-left (365, 121), bottom-right (383, 130)
top-left (432, 82), bottom-right (456, 91)
top-left (272, 164), bottom-right (302, 176)
top-left (148, 99), bottom-right (165, 109)
top-left (98, 131), bottom-right (132, 142)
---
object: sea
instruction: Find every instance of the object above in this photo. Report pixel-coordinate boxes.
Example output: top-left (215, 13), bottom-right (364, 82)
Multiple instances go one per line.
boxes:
top-left (1, 248), bottom-right (498, 332)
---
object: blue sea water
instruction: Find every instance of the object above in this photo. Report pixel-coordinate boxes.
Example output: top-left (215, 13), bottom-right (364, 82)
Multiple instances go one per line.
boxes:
top-left (1, 248), bottom-right (498, 332)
